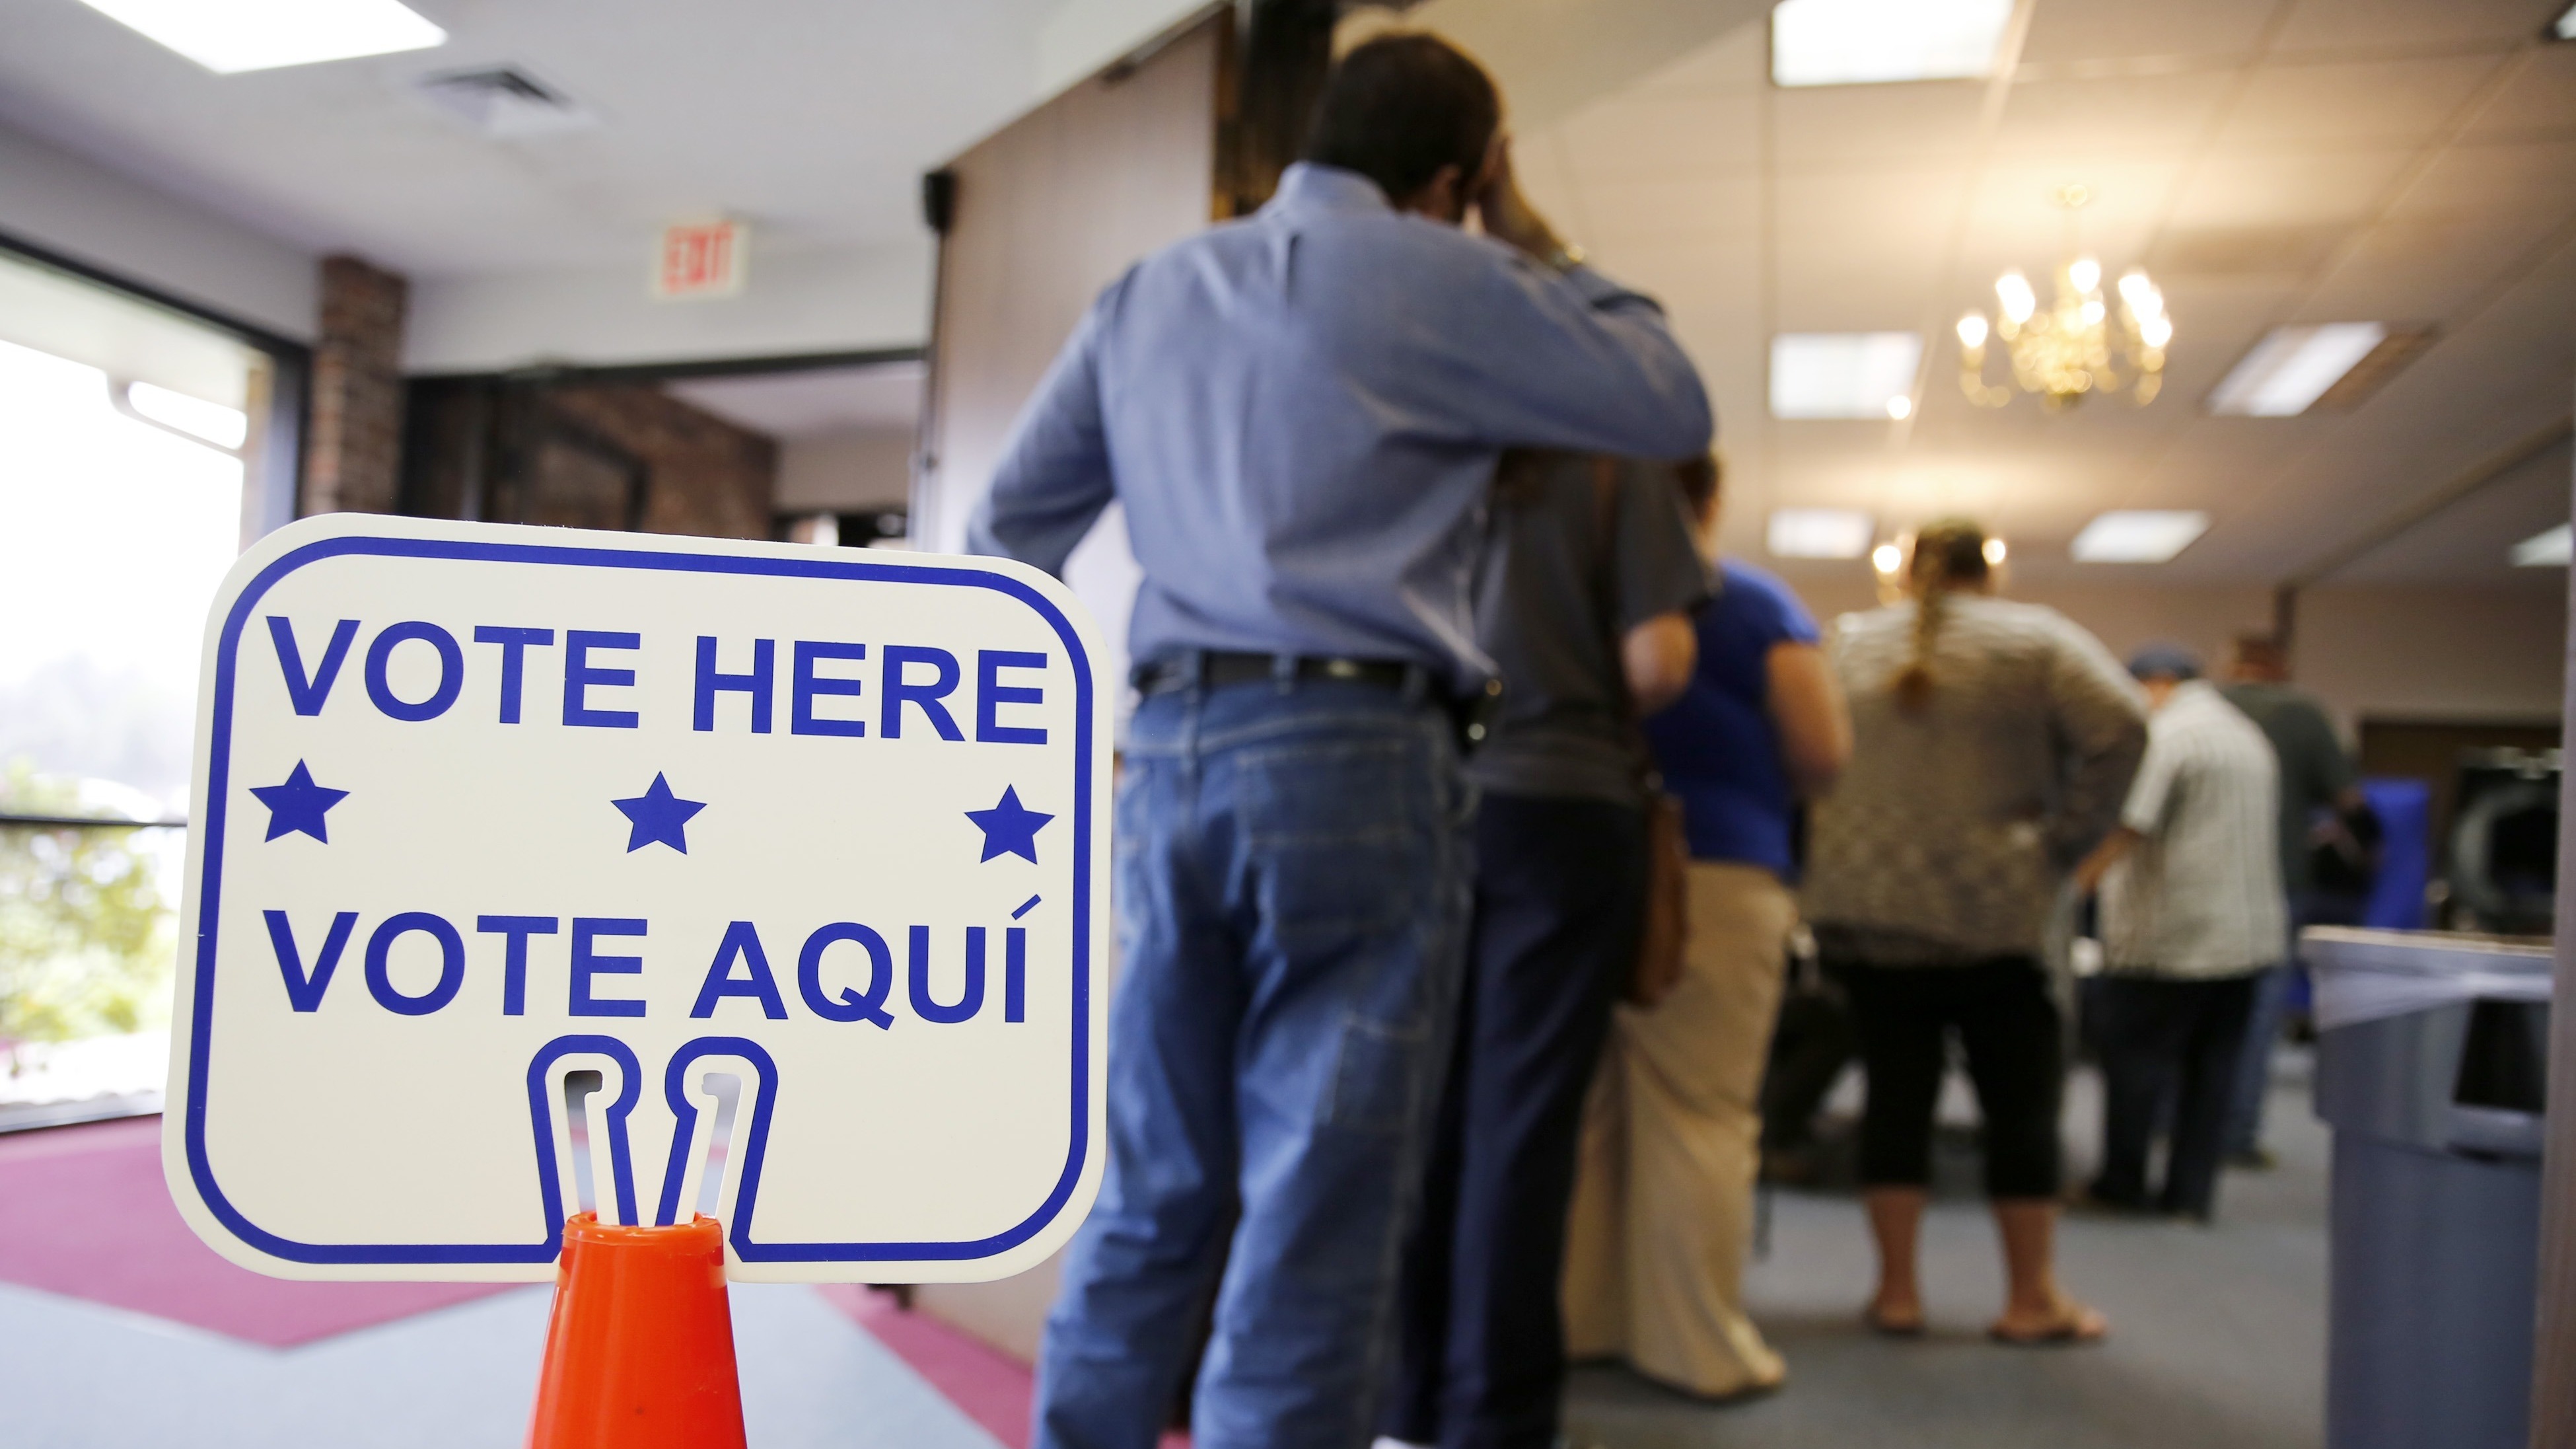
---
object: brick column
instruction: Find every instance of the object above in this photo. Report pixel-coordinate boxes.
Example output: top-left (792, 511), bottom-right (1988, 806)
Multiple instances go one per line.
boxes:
top-left (301, 254), bottom-right (409, 516)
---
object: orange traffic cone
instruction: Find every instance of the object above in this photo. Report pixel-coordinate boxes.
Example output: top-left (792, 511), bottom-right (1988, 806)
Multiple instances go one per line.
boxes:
top-left (524, 1213), bottom-right (748, 1449)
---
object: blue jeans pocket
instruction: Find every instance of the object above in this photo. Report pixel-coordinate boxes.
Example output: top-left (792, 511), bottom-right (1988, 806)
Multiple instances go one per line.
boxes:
top-left (1235, 738), bottom-right (1426, 945)
top-left (1324, 1012), bottom-right (1428, 1134)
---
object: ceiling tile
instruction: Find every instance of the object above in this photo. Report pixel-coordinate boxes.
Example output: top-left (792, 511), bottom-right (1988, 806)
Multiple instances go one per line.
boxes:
top-left (2461, 44), bottom-right (2576, 139)
top-left (1554, 90), bottom-right (1762, 180)
top-left (1577, 175), bottom-right (1764, 251)
top-left (2386, 136), bottom-right (2576, 217)
top-left (2330, 436), bottom-right (2571, 583)
top-left (2168, 149), bottom-right (2416, 227)
top-left (1628, 20), bottom-right (1770, 96)
top-left (2017, 0), bottom-right (2279, 65)
top-left (1958, 157), bottom-right (2182, 268)
top-left (2269, 0), bottom-right (2565, 54)
top-left (1590, 238), bottom-right (1764, 315)
top-left (1773, 170), bottom-right (1966, 326)
top-left (2212, 55), bottom-right (2508, 149)
top-left (1991, 72), bottom-right (2236, 158)
top-left (1770, 83), bottom-right (1987, 170)
top-left (0, 0), bottom-right (1069, 273)
top-left (2300, 138), bottom-right (2576, 316)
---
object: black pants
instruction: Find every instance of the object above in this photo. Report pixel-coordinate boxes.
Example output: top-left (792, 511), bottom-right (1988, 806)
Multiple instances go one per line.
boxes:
top-left (1384, 794), bottom-right (1643, 1449)
top-left (1842, 956), bottom-right (2063, 1199)
top-left (2093, 973), bottom-right (2258, 1219)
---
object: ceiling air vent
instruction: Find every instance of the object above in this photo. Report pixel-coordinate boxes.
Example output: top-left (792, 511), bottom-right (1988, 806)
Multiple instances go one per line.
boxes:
top-left (419, 67), bottom-right (596, 138)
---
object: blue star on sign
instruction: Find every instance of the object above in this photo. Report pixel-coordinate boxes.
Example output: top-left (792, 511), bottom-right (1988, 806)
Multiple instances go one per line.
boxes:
top-left (249, 761), bottom-right (349, 843)
top-left (966, 786), bottom-right (1054, 864)
top-left (612, 772), bottom-right (706, 854)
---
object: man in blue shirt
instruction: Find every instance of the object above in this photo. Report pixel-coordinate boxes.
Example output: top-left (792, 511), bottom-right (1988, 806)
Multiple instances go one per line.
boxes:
top-left (968, 34), bottom-right (1710, 1449)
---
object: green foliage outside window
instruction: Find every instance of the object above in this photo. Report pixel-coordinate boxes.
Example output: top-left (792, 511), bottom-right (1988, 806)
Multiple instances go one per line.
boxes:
top-left (0, 762), bottom-right (176, 1044)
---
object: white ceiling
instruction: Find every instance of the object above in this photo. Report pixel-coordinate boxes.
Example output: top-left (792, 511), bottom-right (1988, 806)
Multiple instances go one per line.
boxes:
top-left (1504, 0), bottom-right (2576, 587)
top-left (0, 0), bottom-right (1072, 276)
top-left (666, 360), bottom-right (924, 439)
top-left (0, 0), bottom-right (2567, 587)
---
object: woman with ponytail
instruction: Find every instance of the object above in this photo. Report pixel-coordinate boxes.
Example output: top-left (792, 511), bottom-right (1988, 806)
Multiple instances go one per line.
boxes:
top-left (1801, 517), bottom-right (2147, 1345)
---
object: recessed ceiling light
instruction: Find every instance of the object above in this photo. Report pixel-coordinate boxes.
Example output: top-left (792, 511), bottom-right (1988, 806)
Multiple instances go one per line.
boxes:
top-left (1770, 332), bottom-right (1924, 420)
top-left (124, 381), bottom-right (248, 449)
top-left (2071, 510), bottom-right (2210, 563)
top-left (73, 0), bottom-right (446, 74)
top-left (1771, 0), bottom-right (2015, 87)
top-left (1768, 509), bottom-right (1877, 559)
top-left (2208, 323), bottom-right (2387, 416)
top-left (2512, 523), bottom-right (2571, 568)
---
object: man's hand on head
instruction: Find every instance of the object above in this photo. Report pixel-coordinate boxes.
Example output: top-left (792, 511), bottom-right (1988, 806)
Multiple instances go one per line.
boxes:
top-left (1473, 137), bottom-right (1571, 264)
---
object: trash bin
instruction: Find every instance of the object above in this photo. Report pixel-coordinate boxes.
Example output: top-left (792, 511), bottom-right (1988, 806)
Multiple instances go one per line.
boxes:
top-left (2308, 926), bottom-right (2553, 1449)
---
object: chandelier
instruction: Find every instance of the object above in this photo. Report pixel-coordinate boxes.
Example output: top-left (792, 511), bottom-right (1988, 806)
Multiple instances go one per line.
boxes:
top-left (1956, 186), bottom-right (2170, 410)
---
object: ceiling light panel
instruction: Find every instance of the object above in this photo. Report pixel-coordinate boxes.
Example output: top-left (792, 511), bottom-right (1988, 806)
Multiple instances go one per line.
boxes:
top-left (1767, 509), bottom-right (1877, 559)
top-left (2555, 3), bottom-right (2576, 42)
top-left (1771, 0), bottom-right (2015, 87)
top-left (2207, 323), bottom-right (2387, 417)
top-left (1770, 332), bottom-right (1924, 420)
top-left (2071, 511), bottom-right (2211, 564)
top-left (75, 0), bottom-right (446, 74)
top-left (2512, 523), bottom-right (2571, 568)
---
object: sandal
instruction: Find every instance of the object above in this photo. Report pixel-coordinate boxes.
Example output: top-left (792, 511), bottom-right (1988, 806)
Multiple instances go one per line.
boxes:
top-left (1988, 1303), bottom-right (2108, 1346)
top-left (1863, 1304), bottom-right (1927, 1338)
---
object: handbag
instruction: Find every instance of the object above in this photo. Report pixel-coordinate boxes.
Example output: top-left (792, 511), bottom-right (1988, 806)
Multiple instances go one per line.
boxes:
top-left (1629, 786), bottom-right (1691, 1007)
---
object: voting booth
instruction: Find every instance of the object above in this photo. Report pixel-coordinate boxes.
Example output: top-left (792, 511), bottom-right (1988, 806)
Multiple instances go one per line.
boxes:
top-left (163, 515), bottom-right (1111, 1442)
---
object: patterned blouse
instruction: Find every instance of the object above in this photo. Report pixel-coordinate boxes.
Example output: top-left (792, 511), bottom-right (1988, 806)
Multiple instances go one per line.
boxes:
top-left (1802, 593), bottom-right (2147, 963)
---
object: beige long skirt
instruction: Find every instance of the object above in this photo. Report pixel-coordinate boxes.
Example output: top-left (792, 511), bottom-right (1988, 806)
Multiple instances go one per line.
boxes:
top-left (1563, 859), bottom-right (1793, 1397)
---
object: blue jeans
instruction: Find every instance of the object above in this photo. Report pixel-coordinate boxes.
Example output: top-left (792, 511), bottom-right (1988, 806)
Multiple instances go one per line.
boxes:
top-left (2223, 962), bottom-right (2293, 1156)
top-left (1033, 676), bottom-right (1475, 1449)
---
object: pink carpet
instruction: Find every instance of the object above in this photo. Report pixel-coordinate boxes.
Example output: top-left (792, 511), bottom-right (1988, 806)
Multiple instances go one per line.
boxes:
top-left (0, 1115), bottom-right (517, 1346)
top-left (819, 1285), bottom-right (1188, 1449)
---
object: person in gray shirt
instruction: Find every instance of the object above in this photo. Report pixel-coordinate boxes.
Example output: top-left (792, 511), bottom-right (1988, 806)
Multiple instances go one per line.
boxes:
top-left (2218, 633), bottom-right (2361, 1164)
top-left (1382, 451), bottom-right (1705, 1449)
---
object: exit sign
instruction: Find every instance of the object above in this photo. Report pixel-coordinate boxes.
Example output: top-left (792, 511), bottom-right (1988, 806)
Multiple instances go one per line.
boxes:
top-left (654, 219), bottom-right (748, 301)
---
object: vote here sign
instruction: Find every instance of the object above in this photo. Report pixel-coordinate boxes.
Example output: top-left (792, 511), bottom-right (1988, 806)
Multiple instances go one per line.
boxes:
top-left (162, 515), bottom-right (1108, 1282)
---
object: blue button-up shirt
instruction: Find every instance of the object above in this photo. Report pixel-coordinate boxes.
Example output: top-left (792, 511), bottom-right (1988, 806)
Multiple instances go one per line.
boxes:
top-left (965, 162), bottom-right (1713, 688)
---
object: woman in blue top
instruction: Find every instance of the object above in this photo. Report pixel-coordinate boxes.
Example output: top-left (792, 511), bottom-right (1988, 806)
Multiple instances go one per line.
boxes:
top-left (1563, 456), bottom-right (1851, 1399)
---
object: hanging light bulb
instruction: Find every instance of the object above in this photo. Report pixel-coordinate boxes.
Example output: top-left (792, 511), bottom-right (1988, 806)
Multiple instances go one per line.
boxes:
top-left (1996, 270), bottom-right (2037, 326)
top-left (1960, 190), bottom-right (2169, 409)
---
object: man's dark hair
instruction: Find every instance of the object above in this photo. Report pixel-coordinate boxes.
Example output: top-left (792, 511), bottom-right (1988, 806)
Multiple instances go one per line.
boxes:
top-left (1302, 34), bottom-right (1500, 206)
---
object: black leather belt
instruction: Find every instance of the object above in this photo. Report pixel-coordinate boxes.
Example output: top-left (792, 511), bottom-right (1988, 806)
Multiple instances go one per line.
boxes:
top-left (1134, 651), bottom-right (1423, 696)
top-left (1131, 651), bottom-right (1505, 749)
